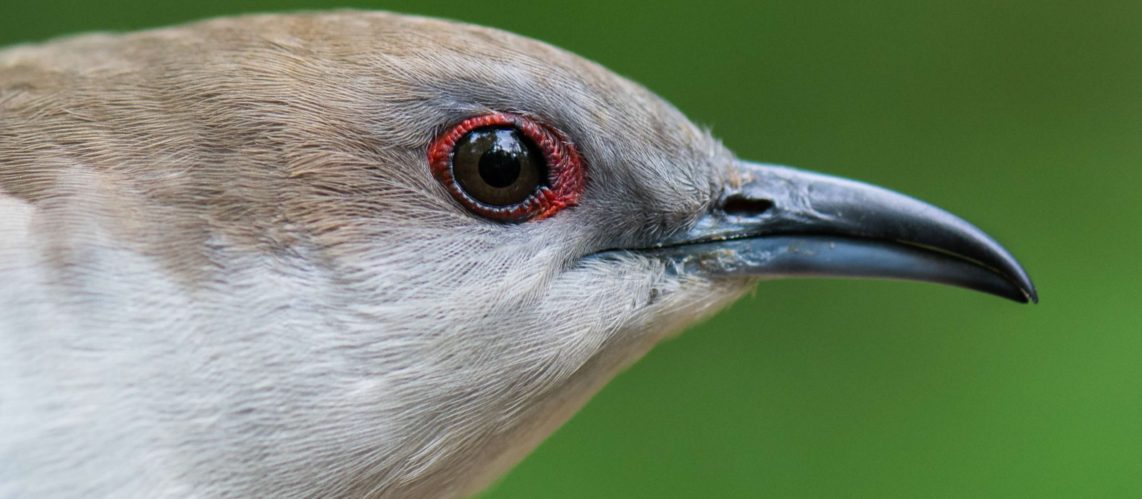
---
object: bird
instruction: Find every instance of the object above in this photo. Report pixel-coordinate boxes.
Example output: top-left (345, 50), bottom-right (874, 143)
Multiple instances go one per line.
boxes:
top-left (0, 10), bottom-right (1036, 498)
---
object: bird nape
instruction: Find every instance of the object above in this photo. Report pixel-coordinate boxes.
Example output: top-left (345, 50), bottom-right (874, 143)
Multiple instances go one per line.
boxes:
top-left (0, 11), bottom-right (1035, 498)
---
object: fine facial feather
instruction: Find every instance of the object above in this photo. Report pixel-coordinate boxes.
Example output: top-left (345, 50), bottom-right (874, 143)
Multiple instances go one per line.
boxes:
top-left (0, 11), bottom-right (750, 497)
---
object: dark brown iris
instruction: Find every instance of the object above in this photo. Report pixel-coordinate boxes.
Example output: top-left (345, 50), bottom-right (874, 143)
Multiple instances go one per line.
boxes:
top-left (452, 126), bottom-right (546, 206)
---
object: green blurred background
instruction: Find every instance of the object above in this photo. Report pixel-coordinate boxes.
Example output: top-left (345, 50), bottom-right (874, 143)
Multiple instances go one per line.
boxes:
top-left (4, 0), bottom-right (1139, 497)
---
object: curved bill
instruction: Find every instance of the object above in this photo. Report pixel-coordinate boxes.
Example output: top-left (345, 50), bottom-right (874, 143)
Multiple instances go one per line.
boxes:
top-left (650, 162), bottom-right (1037, 303)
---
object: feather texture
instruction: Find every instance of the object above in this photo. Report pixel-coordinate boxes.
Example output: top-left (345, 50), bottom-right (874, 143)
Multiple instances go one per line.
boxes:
top-left (0, 11), bottom-right (749, 497)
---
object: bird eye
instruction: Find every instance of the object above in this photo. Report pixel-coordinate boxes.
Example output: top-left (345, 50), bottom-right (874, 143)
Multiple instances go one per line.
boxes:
top-left (452, 127), bottom-right (544, 206)
top-left (428, 113), bottom-right (585, 222)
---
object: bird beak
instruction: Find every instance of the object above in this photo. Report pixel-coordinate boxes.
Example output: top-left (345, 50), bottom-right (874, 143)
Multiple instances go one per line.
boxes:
top-left (651, 161), bottom-right (1038, 303)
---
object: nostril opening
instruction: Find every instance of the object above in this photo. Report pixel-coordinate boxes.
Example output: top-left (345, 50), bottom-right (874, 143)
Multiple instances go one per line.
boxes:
top-left (721, 195), bottom-right (774, 216)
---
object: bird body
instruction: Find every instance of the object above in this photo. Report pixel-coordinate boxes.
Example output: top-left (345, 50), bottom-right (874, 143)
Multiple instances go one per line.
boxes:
top-left (0, 11), bottom-right (1034, 497)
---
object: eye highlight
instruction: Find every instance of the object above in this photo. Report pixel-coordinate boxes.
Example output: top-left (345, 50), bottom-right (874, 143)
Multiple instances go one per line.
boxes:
top-left (428, 113), bottom-right (584, 223)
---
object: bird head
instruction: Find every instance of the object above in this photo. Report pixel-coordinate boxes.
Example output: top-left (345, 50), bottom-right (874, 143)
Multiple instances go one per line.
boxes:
top-left (0, 11), bottom-right (1035, 497)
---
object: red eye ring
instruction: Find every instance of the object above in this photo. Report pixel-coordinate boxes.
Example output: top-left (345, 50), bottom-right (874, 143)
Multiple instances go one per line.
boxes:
top-left (428, 112), bottom-right (585, 223)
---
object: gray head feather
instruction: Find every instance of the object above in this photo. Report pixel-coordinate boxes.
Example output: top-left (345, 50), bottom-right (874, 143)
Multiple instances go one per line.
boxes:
top-left (0, 11), bottom-right (749, 498)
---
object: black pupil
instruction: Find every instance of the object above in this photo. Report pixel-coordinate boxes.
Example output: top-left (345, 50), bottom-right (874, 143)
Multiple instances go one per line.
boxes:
top-left (477, 130), bottom-right (524, 187)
